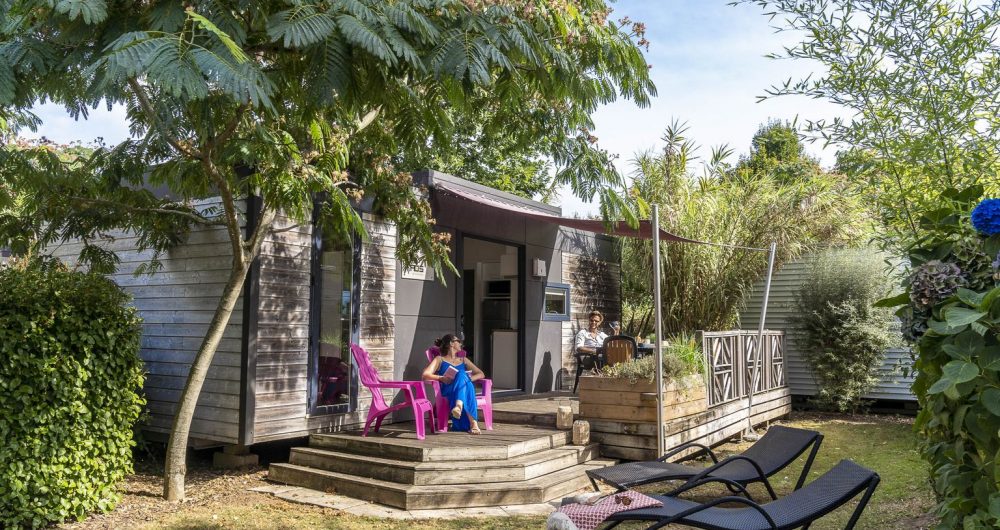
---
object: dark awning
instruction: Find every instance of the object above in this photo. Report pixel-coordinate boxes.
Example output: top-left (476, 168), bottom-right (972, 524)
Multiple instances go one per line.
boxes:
top-left (433, 180), bottom-right (710, 245)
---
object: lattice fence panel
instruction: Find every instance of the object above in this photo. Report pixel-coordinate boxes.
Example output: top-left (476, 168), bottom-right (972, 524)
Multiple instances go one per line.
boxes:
top-left (702, 330), bottom-right (785, 406)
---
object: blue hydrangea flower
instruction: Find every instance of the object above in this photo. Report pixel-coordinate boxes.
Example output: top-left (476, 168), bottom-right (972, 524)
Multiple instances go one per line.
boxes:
top-left (971, 198), bottom-right (1000, 235)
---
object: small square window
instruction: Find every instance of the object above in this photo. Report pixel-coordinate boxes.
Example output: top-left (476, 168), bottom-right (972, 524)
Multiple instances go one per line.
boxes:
top-left (544, 283), bottom-right (570, 321)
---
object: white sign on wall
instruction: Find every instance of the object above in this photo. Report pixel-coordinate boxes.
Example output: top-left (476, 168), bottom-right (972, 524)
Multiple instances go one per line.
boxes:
top-left (402, 262), bottom-right (433, 281)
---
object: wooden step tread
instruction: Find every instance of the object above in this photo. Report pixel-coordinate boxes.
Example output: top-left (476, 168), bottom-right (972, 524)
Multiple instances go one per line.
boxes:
top-left (268, 459), bottom-right (616, 510)
top-left (289, 444), bottom-right (602, 485)
top-left (309, 423), bottom-right (572, 462)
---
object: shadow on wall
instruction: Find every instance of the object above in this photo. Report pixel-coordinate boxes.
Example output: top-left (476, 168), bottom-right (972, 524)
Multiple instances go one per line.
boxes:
top-left (533, 350), bottom-right (553, 393)
top-left (362, 233), bottom-right (394, 347)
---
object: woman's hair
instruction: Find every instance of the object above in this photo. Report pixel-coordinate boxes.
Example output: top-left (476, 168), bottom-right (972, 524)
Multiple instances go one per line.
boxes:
top-left (433, 333), bottom-right (461, 354)
top-left (588, 310), bottom-right (604, 323)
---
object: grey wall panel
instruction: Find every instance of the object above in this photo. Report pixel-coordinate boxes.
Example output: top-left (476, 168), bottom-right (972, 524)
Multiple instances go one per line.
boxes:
top-left (394, 264), bottom-right (456, 319)
top-left (526, 321), bottom-right (563, 393)
top-left (393, 314), bottom-right (456, 381)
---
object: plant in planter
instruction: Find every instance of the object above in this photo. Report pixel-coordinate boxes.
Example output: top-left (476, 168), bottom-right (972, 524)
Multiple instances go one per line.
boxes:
top-left (577, 333), bottom-right (708, 460)
top-left (599, 333), bottom-right (705, 384)
top-left (877, 187), bottom-right (1000, 528)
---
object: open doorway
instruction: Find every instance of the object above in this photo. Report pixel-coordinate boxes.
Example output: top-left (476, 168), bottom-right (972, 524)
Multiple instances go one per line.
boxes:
top-left (460, 236), bottom-right (523, 392)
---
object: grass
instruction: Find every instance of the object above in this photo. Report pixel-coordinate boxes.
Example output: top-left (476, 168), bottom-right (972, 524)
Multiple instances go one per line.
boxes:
top-left (630, 413), bottom-right (935, 530)
top-left (65, 412), bottom-right (934, 529)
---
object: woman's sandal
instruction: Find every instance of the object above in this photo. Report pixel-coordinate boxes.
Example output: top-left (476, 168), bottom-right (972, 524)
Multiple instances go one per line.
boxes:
top-left (469, 425), bottom-right (482, 435)
top-left (450, 404), bottom-right (463, 419)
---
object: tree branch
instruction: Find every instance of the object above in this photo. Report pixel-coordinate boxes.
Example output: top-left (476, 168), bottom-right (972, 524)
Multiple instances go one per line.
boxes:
top-left (127, 78), bottom-right (204, 159)
top-left (268, 223), bottom-right (303, 235)
top-left (245, 204), bottom-right (277, 257)
top-left (202, 158), bottom-right (246, 266)
top-left (208, 104), bottom-right (248, 154)
top-left (68, 196), bottom-right (224, 226)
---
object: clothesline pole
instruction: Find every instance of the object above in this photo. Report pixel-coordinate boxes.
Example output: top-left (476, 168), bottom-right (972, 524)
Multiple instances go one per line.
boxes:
top-left (745, 241), bottom-right (777, 440)
top-left (652, 205), bottom-right (665, 457)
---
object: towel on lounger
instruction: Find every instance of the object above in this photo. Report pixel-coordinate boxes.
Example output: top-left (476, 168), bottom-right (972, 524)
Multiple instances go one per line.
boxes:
top-left (556, 490), bottom-right (662, 530)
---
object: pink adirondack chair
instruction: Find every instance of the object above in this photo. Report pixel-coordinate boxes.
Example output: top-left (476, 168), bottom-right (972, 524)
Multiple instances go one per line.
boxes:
top-left (425, 346), bottom-right (493, 432)
top-left (351, 344), bottom-right (436, 440)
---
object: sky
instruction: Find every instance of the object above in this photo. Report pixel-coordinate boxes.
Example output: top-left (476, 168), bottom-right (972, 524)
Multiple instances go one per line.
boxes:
top-left (21, 1), bottom-right (848, 217)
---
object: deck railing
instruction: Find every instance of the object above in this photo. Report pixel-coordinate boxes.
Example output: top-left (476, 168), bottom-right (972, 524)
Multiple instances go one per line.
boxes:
top-left (701, 330), bottom-right (785, 406)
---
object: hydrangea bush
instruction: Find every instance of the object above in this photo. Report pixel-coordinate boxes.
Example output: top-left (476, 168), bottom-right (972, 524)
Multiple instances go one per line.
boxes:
top-left (971, 198), bottom-right (1000, 236)
top-left (879, 187), bottom-right (1000, 528)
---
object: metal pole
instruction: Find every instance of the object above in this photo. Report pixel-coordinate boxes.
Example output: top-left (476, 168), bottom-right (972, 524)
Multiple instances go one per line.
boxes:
top-left (745, 241), bottom-right (777, 439)
top-left (652, 205), bottom-right (665, 457)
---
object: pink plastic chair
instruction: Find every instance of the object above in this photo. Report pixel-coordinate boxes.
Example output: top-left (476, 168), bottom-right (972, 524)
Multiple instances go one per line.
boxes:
top-left (351, 344), bottom-right (436, 440)
top-left (425, 346), bottom-right (493, 432)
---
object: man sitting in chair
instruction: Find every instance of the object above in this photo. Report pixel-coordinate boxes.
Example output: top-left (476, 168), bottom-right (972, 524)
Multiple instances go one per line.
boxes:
top-left (575, 310), bottom-right (609, 365)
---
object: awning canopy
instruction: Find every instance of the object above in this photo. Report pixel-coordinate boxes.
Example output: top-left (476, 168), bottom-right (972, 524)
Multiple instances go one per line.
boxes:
top-left (433, 181), bottom-right (710, 245)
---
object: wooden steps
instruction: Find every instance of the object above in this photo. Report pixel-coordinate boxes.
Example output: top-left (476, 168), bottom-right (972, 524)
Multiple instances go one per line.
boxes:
top-left (268, 422), bottom-right (614, 510)
top-left (491, 409), bottom-right (559, 427)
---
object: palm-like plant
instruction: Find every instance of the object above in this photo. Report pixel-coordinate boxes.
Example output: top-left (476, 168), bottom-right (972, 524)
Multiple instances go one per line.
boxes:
top-left (620, 122), bottom-right (865, 336)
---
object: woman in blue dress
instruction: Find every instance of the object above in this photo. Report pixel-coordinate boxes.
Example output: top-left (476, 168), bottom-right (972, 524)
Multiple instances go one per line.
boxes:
top-left (422, 333), bottom-right (485, 434)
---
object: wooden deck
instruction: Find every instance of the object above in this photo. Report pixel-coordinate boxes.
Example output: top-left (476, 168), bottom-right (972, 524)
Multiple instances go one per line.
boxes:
top-left (268, 387), bottom-right (792, 509)
top-left (268, 421), bottom-right (615, 509)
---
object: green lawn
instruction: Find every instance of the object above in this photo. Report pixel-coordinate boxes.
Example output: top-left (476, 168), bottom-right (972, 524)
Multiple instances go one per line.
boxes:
top-left (75, 413), bottom-right (933, 529)
top-left (641, 413), bottom-right (936, 530)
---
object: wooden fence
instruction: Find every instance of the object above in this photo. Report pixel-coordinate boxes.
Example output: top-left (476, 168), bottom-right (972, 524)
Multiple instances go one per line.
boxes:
top-left (701, 330), bottom-right (785, 407)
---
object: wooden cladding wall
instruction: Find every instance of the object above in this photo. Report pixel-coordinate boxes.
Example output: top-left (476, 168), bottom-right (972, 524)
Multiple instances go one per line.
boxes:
top-left (251, 213), bottom-right (396, 442)
top-left (560, 252), bottom-right (621, 389)
top-left (356, 215), bottom-right (396, 421)
top-left (48, 198), bottom-right (244, 445)
top-left (251, 211), bottom-right (313, 442)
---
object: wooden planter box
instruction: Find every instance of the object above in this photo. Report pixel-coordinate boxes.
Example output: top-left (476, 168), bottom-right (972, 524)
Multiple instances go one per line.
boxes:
top-left (577, 374), bottom-right (708, 460)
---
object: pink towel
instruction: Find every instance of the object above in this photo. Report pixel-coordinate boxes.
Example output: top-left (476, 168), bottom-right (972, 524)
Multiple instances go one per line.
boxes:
top-left (557, 490), bottom-right (663, 530)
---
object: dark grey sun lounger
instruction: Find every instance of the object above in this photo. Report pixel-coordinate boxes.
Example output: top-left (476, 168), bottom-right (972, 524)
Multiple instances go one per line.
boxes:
top-left (599, 459), bottom-right (880, 530)
top-left (587, 426), bottom-right (823, 500)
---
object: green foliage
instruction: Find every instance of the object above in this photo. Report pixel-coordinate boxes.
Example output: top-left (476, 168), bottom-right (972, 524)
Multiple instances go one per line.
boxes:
top-left (0, 0), bottom-right (654, 276)
top-left (793, 250), bottom-right (898, 412)
top-left (733, 120), bottom-right (821, 185)
top-left (0, 259), bottom-right (145, 528)
top-left (598, 333), bottom-right (704, 383)
top-left (742, 0), bottom-right (1000, 254)
top-left (874, 187), bottom-right (1000, 527)
top-left (619, 122), bottom-right (866, 336)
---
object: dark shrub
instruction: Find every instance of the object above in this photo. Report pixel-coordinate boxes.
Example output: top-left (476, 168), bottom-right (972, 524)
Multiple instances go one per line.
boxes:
top-left (0, 260), bottom-right (144, 528)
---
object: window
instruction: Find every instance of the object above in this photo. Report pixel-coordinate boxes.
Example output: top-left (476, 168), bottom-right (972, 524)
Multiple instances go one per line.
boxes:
top-left (543, 283), bottom-right (571, 321)
top-left (310, 223), bottom-right (359, 413)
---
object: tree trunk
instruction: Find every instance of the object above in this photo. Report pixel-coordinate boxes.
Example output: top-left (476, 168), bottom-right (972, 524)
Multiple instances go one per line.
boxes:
top-left (163, 258), bottom-right (250, 501)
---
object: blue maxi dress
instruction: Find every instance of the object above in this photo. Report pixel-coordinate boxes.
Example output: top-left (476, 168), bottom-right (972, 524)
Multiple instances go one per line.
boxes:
top-left (437, 360), bottom-right (479, 432)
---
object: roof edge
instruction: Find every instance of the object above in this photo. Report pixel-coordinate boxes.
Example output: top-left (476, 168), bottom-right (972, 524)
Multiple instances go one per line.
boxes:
top-left (412, 169), bottom-right (561, 216)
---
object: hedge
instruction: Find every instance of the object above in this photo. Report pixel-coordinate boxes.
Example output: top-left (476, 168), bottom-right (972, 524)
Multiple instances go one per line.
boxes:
top-left (0, 261), bottom-right (145, 528)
